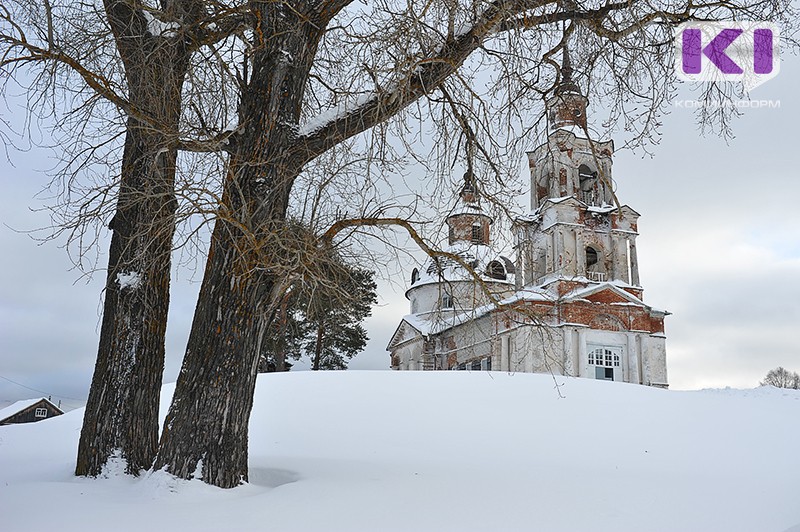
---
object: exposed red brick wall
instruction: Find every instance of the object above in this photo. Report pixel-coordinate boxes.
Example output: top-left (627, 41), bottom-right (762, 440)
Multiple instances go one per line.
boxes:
top-left (585, 290), bottom-right (630, 304)
top-left (500, 292), bottom-right (663, 335)
top-left (621, 287), bottom-right (643, 299)
top-left (553, 96), bottom-right (588, 130)
top-left (448, 214), bottom-right (490, 245)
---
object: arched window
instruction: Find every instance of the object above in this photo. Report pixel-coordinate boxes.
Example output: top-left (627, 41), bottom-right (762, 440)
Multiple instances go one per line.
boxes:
top-left (578, 164), bottom-right (596, 181)
top-left (441, 292), bottom-right (453, 309)
top-left (586, 246), bottom-right (598, 268)
top-left (486, 260), bottom-right (507, 280)
top-left (579, 164), bottom-right (598, 204)
top-left (588, 347), bottom-right (621, 381)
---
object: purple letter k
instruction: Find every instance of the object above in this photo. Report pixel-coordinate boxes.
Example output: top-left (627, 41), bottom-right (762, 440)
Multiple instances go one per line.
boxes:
top-left (703, 29), bottom-right (743, 74)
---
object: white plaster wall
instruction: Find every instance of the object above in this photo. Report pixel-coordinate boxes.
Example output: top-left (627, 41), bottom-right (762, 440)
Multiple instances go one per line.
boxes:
top-left (642, 335), bottom-right (668, 386)
top-left (443, 314), bottom-right (496, 367)
top-left (408, 280), bottom-right (514, 316)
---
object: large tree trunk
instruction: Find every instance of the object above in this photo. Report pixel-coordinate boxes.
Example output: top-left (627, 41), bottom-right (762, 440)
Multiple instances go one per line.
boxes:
top-left (152, 215), bottom-right (279, 487)
top-left (154, 3), bottom-right (327, 487)
top-left (76, 123), bottom-right (179, 475)
top-left (76, 1), bottom-right (196, 476)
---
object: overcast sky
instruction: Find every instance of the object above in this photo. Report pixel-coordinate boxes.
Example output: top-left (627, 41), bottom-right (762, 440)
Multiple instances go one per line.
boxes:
top-left (2, 51), bottom-right (799, 409)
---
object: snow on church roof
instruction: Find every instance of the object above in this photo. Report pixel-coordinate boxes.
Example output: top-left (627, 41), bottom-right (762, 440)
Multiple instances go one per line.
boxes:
top-left (446, 202), bottom-right (492, 220)
top-left (397, 276), bottom-right (667, 341)
top-left (398, 286), bottom-right (554, 338)
top-left (408, 242), bottom-right (515, 293)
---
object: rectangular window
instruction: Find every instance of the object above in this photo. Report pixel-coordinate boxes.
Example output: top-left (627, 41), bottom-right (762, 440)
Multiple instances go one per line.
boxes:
top-left (471, 360), bottom-right (482, 371)
top-left (34, 408), bottom-right (47, 418)
top-left (595, 367), bottom-right (614, 381)
top-left (441, 293), bottom-right (453, 309)
top-left (471, 225), bottom-right (482, 244)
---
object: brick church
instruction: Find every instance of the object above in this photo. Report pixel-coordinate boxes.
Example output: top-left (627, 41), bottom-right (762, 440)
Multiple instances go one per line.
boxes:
top-left (386, 50), bottom-right (669, 387)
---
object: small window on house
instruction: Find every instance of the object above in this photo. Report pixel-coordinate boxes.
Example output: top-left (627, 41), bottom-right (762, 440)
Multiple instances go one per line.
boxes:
top-left (441, 292), bottom-right (453, 309)
top-left (35, 408), bottom-right (47, 418)
top-left (586, 246), bottom-right (598, 268)
top-left (411, 267), bottom-right (419, 284)
top-left (482, 357), bottom-right (492, 371)
top-left (486, 260), bottom-right (507, 281)
top-left (471, 360), bottom-right (482, 371)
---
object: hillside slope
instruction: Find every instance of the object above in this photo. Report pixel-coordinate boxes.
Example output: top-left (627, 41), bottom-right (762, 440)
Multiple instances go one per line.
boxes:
top-left (1, 371), bottom-right (799, 531)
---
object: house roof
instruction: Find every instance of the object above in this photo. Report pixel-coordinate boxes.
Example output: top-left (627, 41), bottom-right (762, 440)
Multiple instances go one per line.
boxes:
top-left (0, 397), bottom-right (63, 424)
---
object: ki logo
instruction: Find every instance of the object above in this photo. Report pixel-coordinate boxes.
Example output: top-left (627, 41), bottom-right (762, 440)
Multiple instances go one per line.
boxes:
top-left (674, 22), bottom-right (780, 91)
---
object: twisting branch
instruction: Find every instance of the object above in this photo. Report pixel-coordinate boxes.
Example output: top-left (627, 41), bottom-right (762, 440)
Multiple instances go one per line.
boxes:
top-left (322, 216), bottom-right (530, 316)
top-left (0, 34), bottom-right (132, 115)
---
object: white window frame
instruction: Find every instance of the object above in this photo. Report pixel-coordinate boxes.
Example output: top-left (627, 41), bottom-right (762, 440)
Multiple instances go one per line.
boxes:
top-left (34, 407), bottom-right (47, 418)
top-left (587, 344), bottom-right (623, 382)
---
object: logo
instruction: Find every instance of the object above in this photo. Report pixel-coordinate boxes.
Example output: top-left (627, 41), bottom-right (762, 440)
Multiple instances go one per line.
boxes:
top-left (674, 22), bottom-right (780, 91)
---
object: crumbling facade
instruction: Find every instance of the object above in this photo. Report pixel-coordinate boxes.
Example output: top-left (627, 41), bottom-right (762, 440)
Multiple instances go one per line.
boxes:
top-left (387, 50), bottom-right (669, 387)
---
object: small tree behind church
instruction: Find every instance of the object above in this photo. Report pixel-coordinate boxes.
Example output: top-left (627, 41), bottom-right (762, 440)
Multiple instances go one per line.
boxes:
top-left (259, 259), bottom-right (377, 372)
top-left (306, 265), bottom-right (377, 370)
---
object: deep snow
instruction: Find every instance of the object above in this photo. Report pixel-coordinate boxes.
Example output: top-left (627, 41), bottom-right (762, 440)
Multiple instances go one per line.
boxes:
top-left (1, 371), bottom-right (799, 531)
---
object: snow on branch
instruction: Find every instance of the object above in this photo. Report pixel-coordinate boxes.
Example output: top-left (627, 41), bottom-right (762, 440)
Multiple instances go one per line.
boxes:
top-left (141, 9), bottom-right (181, 38)
top-left (296, 0), bottom-right (552, 164)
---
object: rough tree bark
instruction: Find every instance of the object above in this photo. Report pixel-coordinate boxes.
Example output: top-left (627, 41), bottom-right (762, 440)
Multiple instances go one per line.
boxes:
top-left (76, 0), bottom-right (201, 476)
top-left (153, 2), bottom-right (328, 488)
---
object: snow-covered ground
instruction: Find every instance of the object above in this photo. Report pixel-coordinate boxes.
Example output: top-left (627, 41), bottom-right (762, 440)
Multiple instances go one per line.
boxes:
top-left (1, 371), bottom-right (799, 531)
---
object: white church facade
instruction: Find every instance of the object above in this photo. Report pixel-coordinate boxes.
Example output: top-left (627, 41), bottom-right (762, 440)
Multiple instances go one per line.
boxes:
top-left (387, 52), bottom-right (669, 387)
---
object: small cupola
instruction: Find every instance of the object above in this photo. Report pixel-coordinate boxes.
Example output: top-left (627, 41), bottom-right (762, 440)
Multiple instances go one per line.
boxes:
top-left (446, 170), bottom-right (492, 246)
top-left (546, 44), bottom-right (588, 131)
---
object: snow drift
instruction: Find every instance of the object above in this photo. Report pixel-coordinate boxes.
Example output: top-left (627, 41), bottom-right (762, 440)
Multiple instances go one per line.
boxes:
top-left (1, 371), bottom-right (799, 531)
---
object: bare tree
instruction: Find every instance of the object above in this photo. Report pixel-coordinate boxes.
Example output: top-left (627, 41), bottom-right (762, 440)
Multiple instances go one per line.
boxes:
top-left (1, 0), bottom-right (242, 475)
top-left (761, 367), bottom-right (800, 390)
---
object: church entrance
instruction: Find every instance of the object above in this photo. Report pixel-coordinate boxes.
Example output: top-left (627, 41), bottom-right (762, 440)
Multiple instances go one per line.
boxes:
top-left (588, 345), bottom-right (623, 382)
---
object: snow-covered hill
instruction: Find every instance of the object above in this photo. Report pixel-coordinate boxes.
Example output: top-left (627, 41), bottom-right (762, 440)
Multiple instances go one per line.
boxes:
top-left (1, 371), bottom-right (799, 531)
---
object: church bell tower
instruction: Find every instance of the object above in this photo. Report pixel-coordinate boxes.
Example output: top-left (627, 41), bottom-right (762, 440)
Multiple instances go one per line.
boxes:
top-left (517, 46), bottom-right (641, 291)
